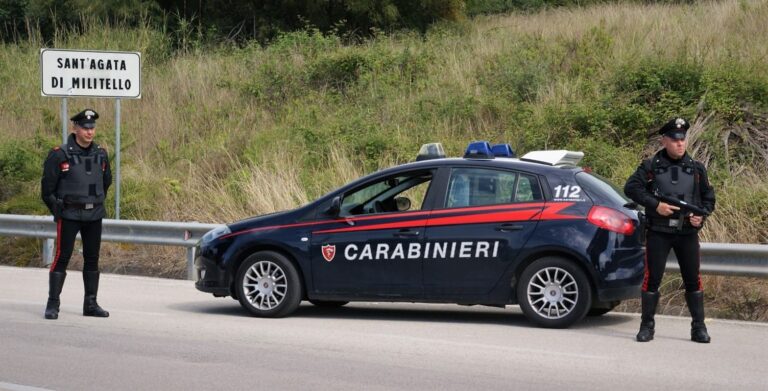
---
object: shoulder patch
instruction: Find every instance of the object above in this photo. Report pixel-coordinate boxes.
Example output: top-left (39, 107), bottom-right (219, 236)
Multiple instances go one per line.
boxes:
top-left (52, 146), bottom-right (60, 151)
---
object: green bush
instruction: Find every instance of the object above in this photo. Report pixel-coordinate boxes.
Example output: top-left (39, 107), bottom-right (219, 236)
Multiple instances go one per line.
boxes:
top-left (0, 140), bottom-right (41, 182)
top-left (702, 64), bottom-right (768, 121)
top-left (309, 50), bottom-right (371, 91)
top-left (478, 37), bottom-right (552, 103)
top-left (612, 58), bottom-right (704, 119)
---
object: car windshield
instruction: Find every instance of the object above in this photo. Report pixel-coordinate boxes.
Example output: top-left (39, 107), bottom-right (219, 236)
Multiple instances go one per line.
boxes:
top-left (575, 172), bottom-right (630, 206)
top-left (340, 171), bottom-right (434, 216)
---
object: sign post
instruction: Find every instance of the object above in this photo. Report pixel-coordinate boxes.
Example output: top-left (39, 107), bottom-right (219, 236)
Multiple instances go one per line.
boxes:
top-left (40, 48), bottom-right (141, 220)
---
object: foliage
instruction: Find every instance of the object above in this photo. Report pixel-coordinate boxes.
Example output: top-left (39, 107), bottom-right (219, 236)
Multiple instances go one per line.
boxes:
top-left (2, 0), bottom-right (465, 44)
top-left (465, 0), bottom-right (698, 15)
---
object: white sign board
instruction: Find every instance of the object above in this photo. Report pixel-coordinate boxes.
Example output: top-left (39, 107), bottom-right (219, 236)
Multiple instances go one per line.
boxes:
top-left (40, 48), bottom-right (141, 98)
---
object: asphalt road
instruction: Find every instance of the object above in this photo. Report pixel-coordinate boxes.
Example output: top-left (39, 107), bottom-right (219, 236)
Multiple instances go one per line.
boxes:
top-left (1, 266), bottom-right (766, 391)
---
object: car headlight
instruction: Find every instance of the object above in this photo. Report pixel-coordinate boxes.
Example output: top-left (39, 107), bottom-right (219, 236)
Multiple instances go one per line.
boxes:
top-left (201, 225), bottom-right (231, 243)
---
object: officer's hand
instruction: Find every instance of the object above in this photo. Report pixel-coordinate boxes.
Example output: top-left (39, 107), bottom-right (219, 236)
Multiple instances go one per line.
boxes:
top-left (656, 202), bottom-right (679, 216)
top-left (689, 214), bottom-right (703, 227)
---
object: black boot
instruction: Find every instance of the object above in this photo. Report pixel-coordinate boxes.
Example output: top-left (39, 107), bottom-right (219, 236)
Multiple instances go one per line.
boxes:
top-left (44, 272), bottom-right (67, 319)
top-left (686, 291), bottom-right (710, 343)
top-left (83, 271), bottom-right (109, 317)
top-left (636, 291), bottom-right (659, 342)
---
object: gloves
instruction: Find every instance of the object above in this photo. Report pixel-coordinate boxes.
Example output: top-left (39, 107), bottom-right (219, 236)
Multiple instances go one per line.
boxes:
top-left (48, 195), bottom-right (63, 222)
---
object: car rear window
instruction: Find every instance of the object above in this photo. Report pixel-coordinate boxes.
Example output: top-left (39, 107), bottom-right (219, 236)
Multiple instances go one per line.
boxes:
top-left (575, 172), bottom-right (630, 206)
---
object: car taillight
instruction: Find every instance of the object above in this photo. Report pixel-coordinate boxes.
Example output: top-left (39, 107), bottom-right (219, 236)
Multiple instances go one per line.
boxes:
top-left (587, 206), bottom-right (635, 235)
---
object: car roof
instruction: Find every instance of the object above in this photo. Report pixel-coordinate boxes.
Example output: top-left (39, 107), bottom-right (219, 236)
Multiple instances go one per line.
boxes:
top-left (330, 157), bottom-right (579, 194)
top-left (308, 154), bottom-right (585, 207)
top-left (380, 157), bottom-right (581, 175)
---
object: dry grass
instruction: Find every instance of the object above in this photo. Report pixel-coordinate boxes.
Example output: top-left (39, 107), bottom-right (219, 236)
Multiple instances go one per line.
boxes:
top-left (474, 0), bottom-right (768, 68)
top-left (617, 274), bottom-right (768, 322)
top-left (1, 1), bottom-right (765, 226)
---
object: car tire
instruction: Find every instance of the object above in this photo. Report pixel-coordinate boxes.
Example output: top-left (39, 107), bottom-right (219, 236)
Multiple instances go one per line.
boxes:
top-left (235, 251), bottom-right (302, 318)
top-left (308, 300), bottom-right (349, 308)
top-left (517, 256), bottom-right (592, 328)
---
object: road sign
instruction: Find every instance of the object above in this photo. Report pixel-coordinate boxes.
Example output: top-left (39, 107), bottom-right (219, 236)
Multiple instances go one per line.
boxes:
top-left (40, 48), bottom-right (141, 98)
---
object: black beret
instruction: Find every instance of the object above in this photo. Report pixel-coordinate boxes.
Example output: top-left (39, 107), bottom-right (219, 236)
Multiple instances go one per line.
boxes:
top-left (70, 109), bottom-right (99, 129)
top-left (658, 117), bottom-right (689, 140)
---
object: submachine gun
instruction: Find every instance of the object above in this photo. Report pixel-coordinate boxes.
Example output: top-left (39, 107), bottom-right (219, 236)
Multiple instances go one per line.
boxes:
top-left (653, 191), bottom-right (710, 231)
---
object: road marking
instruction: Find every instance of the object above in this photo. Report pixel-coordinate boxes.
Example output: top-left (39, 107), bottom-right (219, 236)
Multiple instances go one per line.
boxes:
top-left (0, 381), bottom-right (54, 391)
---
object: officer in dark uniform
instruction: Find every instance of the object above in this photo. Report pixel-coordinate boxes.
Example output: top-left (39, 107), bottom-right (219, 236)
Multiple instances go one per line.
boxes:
top-left (41, 109), bottom-right (112, 320)
top-left (624, 118), bottom-right (716, 343)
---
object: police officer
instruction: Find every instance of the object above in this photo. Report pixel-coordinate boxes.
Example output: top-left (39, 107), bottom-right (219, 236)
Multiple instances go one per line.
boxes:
top-left (624, 118), bottom-right (715, 343)
top-left (41, 109), bottom-right (111, 320)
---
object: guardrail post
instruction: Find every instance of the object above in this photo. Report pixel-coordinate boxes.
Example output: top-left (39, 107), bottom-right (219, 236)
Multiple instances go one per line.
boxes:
top-left (43, 238), bottom-right (54, 267)
top-left (187, 247), bottom-right (196, 281)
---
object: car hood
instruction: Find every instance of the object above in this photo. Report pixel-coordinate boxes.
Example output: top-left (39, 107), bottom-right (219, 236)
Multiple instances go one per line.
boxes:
top-left (227, 209), bottom-right (302, 233)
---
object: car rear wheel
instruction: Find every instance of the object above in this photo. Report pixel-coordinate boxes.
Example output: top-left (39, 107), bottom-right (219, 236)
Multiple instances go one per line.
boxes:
top-left (235, 251), bottom-right (302, 318)
top-left (308, 300), bottom-right (349, 307)
top-left (517, 256), bottom-right (591, 328)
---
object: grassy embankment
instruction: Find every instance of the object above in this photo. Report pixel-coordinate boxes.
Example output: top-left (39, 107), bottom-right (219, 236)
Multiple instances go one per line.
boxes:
top-left (1, 0), bottom-right (767, 319)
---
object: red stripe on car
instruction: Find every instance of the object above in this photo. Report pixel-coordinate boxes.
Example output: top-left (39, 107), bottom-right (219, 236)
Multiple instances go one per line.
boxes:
top-left (220, 202), bottom-right (548, 239)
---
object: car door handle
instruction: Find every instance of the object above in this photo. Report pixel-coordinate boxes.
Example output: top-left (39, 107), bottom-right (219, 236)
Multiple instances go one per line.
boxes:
top-left (393, 229), bottom-right (420, 237)
top-left (496, 223), bottom-right (524, 232)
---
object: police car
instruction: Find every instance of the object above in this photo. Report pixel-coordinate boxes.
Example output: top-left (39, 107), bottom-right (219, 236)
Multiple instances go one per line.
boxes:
top-left (195, 142), bottom-right (644, 328)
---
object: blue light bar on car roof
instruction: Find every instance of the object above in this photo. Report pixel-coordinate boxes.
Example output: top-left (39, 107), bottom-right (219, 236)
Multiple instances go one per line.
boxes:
top-left (491, 144), bottom-right (515, 158)
top-left (464, 141), bottom-right (494, 159)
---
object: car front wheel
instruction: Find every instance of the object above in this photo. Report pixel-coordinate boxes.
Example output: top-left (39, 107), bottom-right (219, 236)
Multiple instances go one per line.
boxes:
top-left (235, 251), bottom-right (302, 318)
top-left (517, 256), bottom-right (591, 328)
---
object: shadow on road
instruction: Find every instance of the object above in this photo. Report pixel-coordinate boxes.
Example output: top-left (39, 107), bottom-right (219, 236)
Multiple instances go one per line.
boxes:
top-left (168, 300), bottom-right (634, 329)
top-left (295, 304), bottom-right (530, 327)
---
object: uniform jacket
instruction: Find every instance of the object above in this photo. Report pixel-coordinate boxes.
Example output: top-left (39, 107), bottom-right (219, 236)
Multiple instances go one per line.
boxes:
top-left (624, 149), bottom-right (716, 233)
top-left (41, 134), bottom-right (112, 222)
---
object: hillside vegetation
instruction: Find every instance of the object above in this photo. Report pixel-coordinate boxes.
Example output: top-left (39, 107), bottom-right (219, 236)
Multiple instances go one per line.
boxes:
top-left (1, 0), bottom-right (767, 319)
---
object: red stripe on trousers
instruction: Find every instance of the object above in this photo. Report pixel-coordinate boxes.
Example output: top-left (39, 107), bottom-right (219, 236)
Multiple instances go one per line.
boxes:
top-left (697, 242), bottom-right (703, 291)
top-left (641, 236), bottom-right (649, 292)
top-left (49, 219), bottom-right (62, 272)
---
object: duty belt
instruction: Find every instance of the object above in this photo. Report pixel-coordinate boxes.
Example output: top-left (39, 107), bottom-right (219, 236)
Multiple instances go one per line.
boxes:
top-left (64, 202), bottom-right (102, 210)
top-left (647, 216), bottom-right (692, 229)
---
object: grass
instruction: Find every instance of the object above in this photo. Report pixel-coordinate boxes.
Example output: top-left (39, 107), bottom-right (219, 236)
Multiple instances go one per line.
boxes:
top-left (1, 0), bottom-right (767, 320)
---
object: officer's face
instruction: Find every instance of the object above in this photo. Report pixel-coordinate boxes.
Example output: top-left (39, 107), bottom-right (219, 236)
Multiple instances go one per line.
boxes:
top-left (74, 124), bottom-right (96, 146)
top-left (662, 135), bottom-right (686, 159)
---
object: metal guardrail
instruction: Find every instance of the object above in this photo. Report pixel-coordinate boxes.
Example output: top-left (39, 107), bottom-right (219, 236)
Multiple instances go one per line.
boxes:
top-left (1, 214), bottom-right (767, 280)
top-left (0, 214), bottom-right (222, 280)
top-left (668, 243), bottom-right (768, 278)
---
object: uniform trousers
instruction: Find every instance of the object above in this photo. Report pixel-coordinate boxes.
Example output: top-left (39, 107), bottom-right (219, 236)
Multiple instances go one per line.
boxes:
top-left (642, 229), bottom-right (702, 293)
top-left (50, 218), bottom-right (102, 273)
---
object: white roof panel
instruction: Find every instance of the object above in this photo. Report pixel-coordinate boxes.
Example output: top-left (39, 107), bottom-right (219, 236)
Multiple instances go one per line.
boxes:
top-left (520, 150), bottom-right (584, 166)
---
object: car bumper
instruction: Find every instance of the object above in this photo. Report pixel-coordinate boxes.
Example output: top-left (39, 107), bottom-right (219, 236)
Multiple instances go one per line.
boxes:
top-left (594, 246), bottom-right (644, 302)
top-left (194, 253), bottom-right (230, 297)
top-left (596, 284), bottom-right (641, 302)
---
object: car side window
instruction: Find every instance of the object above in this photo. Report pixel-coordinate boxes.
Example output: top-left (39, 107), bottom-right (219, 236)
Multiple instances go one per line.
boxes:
top-left (340, 171), bottom-right (434, 216)
top-left (445, 168), bottom-right (517, 208)
top-left (515, 173), bottom-right (543, 202)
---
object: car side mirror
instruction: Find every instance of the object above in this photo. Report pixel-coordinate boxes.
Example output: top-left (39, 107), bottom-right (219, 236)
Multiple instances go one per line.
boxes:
top-left (326, 196), bottom-right (341, 217)
top-left (395, 196), bottom-right (411, 212)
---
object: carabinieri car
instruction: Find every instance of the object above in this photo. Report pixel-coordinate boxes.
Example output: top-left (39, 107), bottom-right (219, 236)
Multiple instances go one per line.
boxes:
top-left (195, 142), bottom-right (645, 328)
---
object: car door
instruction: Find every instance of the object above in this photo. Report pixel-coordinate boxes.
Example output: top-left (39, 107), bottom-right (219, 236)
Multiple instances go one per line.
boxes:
top-left (310, 169), bottom-right (436, 298)
top-left (422, 167), bottom-right (544, 297)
